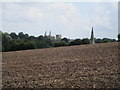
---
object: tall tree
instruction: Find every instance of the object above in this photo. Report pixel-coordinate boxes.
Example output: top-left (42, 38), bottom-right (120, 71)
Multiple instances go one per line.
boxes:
top-left (118, 34), bottom-right (120, 42)
top-left (18, 32), bottom-right (25, 39)
top-left (10, 32), bottom-right (18, 39)
top-left (61, 37), bottom-right (70, 43)
top-left (2, 32), bottom-right (11, 51)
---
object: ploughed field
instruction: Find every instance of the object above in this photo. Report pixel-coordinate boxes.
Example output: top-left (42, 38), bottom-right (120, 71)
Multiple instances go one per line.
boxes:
top-left (2, 42), bottom-right (119, 88)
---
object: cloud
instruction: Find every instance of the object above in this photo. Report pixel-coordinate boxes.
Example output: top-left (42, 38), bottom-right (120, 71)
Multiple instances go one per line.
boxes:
top-left (93, 16), bottom-right (113, 29)
top-left (1, 0), bottom-right (119, 2)
top-left (27, 7), bottom-right (44, 20)
top-left (106, 10), bottom-right (110, 14)
top-left (88, 2), bottom-right (118, 31)
top-left (45, 3), bottom-right (81, 24)
top-left (0, 3), bottom-right (2, 31)
top-left (2, 2), bottom-right (118, 39)
top-left (3, 3), bottom-right (30, 22)
top-left (2, 2), bottom-right (81, 36)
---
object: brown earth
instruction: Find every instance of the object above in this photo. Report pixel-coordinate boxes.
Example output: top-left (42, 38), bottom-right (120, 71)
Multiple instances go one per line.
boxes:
top-left (2, 42), bottom-right (119, 88)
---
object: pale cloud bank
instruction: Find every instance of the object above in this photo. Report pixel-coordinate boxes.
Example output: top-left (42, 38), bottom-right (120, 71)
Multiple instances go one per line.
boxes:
top-left (1, 2), bottom-right (118, 39)
top-left (1, 0), bottom-right (119, 2)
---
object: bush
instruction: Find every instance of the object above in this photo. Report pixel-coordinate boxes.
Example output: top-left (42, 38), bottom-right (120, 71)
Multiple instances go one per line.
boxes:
top-left (95, 39), bottom-right (102, 43)
top-left (54, 41), bottom-right (68, 47)
top-left (25, 41), bottom-right (36, 49)
top-left (69, 39), bottom-right (82, 46)
top-left (9, 41), bottom-right (36, 51)
top-left (81, 38), bottom-right (90, 44)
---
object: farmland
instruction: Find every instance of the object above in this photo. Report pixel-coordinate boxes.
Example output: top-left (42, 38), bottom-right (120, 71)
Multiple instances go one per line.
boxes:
top-left (2, 42), bottom-right (119, 88)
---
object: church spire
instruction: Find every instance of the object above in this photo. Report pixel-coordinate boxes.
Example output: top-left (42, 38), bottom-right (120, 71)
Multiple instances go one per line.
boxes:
top-left (44, 31), bottom-right (47, 37)
top-left (90, 27), bottom-right (95, 44)
top-left (49, 31), bottom-right (51, 37)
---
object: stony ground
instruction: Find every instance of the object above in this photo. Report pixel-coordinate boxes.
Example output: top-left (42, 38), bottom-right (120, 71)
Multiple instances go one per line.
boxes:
top-left (2, 42), bottom-right (119, 88)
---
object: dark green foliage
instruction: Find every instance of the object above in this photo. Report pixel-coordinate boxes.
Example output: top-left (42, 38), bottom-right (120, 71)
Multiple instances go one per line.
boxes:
top-left (38, 35), bottom-right (44, 40)
top-left (2, 32), bottom-right (11, 52)
top-left (24, 34), bottom-right (29, 40)
top-left (81, 38), bottom-right (90, 44)
top-left (25, 41), bottom-right (36, 49)
top-left (61, 38), bottom-right (70, 43)
top-left (35, 40), bottom-right (52, 49)
top-left (102, 38), bottom-right (110, 43)
top-left (36, 36), bottom-right (53, 48)
top-left (101, 38), bottom-right (116, 43)
top-left (28, 36), bottom-right (36, 41)
top-left (9, 41), bottom-right (36, 51)
top-left (1, 31), bottom-right (117, 52)
top-left (18, 32), bottom-right (25, 39)
top-left (44, 37), bottom-right (53, 46)
top-left (69, 39), bottom-right (82, 46)
top-left (10, 32), bottom-right (18, 39)
top-left (111, 39), bottom-right (116, 42)
top-left (118, 34), bottom-right (120, 42)
top-left (96, 38), bottom-right (116, 43)
top-left (0, 31), bottom-right (2, 52)
top-left (54, 41), bottom-right (68, 47)
top-left (18, 32), bottom-right (29, 40)
top-left (95, 38), bottom-right (102, 43)
top-left (2, 32), bottom-right (38, 52)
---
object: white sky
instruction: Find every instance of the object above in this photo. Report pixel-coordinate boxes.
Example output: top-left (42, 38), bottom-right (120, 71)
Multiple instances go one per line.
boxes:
top-left (1, 0), bottom-right (119, 2)
top-left (0, 0), bottom-right (119, 39)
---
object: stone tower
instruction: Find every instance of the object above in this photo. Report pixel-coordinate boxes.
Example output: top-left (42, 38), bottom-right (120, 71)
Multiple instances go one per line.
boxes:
top-left (56, 34), bottom-right (61, 41)
top-left (90, 27), bottom-right (95, 44)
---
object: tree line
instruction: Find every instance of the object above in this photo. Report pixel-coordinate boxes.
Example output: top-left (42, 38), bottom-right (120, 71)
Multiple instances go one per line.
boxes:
top-left (1, 31), bottom-right (118, 52)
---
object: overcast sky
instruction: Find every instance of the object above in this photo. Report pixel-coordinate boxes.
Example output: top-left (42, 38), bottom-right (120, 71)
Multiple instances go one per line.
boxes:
top-left (1, 1), bottom-right (118, 39)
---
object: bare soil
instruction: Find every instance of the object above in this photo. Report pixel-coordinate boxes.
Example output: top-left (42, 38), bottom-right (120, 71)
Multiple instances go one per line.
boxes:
top-left (2, 42), bottom-right (119, 88)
